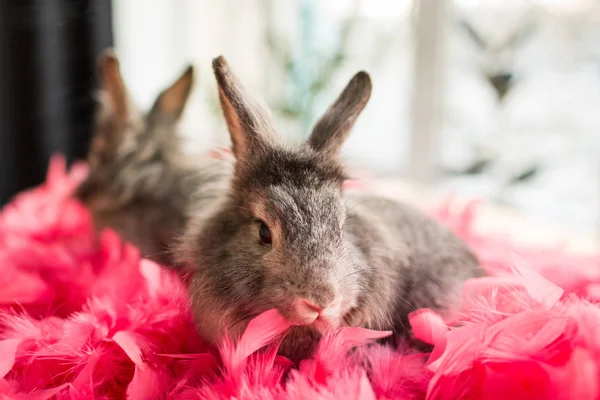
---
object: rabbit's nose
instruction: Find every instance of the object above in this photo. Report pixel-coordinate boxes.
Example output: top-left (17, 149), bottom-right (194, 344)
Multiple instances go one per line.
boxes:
top-left (287, 298), bottom-right (322, 325)
top-left (286, 297), bottom-right (344, 327)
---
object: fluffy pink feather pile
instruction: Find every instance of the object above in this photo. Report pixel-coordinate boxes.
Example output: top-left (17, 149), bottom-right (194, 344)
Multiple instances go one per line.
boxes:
top-left (1, 155), bottom-right (599, 399)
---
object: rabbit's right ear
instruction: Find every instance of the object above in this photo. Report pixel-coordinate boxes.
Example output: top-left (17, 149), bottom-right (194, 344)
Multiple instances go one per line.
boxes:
top-left (212, 56), bottom-right (276, 160)
top-left (150, 65), bottom-right (195, 120)
top-left (308, 71), bottom-right (372, 156)
top-left (97, 48), bottom-right (133, 120)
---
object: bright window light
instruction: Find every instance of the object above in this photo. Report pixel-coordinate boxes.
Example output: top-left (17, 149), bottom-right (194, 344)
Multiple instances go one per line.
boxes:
top-left (358, 0), bottom-right (413, 18)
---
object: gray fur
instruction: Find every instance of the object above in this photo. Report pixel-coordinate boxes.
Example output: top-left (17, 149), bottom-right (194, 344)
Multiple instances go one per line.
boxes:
top-left (75, 49), bottom-right (232, 266)
top-left (178, 56), bottom-right (484, 360)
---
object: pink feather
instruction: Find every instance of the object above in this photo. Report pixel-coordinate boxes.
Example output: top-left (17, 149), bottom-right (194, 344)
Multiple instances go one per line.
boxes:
top-left (0, 339), bottom-right (21, 379)
top-left (409, 309), bottom-right (448, 346)
top-left (220, 309), bottom-right (291, 379)
top-left (1, 154), bottom-right (600, 398)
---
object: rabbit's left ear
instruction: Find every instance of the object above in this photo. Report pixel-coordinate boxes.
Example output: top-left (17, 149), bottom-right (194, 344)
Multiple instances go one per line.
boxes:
top-left (308, 71), bottom-right (372, 156)
top-left (97, 48), bottom-right (133, 120)
top-left (212, 56), bottom-right (277, 160)
top-left (150, 65), bottom-right (195, 120)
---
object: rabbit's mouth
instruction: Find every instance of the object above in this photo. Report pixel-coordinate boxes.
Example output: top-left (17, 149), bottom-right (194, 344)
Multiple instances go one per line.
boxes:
top-left (311, 314), bottom-right (343, 335)
top-left (295, 309), bottom-right (350, 336)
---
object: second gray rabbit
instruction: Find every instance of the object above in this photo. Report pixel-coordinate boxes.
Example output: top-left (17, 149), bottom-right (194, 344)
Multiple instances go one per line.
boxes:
top-left (178, 56), bottom-right (484, 360)
top-left (75, 50), bottom-right (232, 266)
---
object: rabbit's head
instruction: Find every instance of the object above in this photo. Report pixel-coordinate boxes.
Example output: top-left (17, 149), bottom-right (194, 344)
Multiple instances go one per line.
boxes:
top-left (184, 57), bottom-right (372, 357)
top-left (75, 49), bottom-right (195, 210)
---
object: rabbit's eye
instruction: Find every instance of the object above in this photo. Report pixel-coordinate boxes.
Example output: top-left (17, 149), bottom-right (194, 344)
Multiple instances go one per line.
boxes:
top-left (258, 221), bottom-right (272, 245)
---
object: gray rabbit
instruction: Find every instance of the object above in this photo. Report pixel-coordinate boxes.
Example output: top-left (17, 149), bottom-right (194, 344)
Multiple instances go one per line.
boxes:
top-left (178, 56), bottom-right (484, 360)
top-left (75, 50), bottom-right (232, 266)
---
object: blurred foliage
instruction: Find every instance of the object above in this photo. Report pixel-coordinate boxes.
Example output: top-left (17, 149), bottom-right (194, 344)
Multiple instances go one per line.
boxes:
top-left (201, 1), bottom-right (398, 139)
top-left (455, 8), bottom-right (538, 103)
top-left (265, 1), bottom-right (357, 133)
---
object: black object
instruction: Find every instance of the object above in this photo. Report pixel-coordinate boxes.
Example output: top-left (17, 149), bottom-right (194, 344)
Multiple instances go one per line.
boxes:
top-left (509, 165), bottom-right (539, 185)
top-left (443, 158), bottom-right (493, 176)
top-left (487, 72), bottom-right (515, 102)
top-left (0, 0), bottom-right (113, 205)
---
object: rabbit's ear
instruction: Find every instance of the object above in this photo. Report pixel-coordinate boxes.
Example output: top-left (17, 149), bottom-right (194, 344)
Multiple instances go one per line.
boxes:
top-left (97, 49), bottom-right (133, 120)
top-left (212, 56), bottom-right (276, 159)
top-left (150, 65), bottom-right (195, 120)
top-left (308, 71), bottom-right (372, 156)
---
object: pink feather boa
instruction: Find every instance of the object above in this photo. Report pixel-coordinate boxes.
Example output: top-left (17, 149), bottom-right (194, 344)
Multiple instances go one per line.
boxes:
top-left (0, 155), bottom-right (599, 399)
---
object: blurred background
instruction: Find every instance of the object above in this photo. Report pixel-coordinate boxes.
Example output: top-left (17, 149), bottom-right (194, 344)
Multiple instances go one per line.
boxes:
top-left (1, 0), bottom-right (599, 245)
